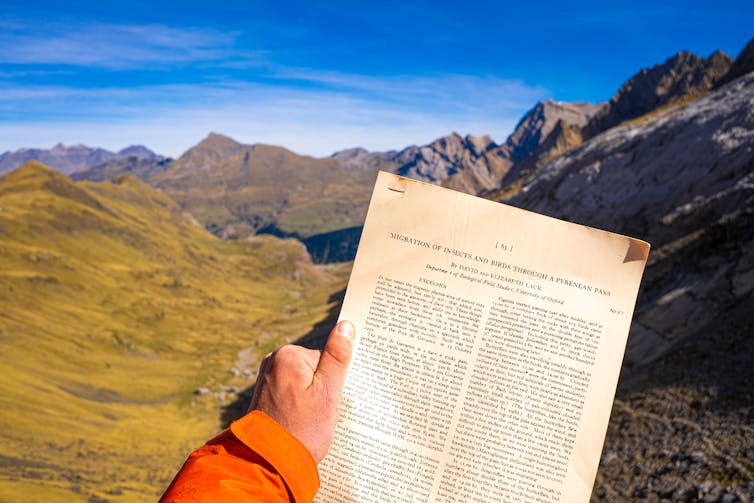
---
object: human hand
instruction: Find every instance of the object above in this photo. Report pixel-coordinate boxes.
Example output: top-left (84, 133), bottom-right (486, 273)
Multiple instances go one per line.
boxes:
top-left (248, 320), bottom-right (355, 463)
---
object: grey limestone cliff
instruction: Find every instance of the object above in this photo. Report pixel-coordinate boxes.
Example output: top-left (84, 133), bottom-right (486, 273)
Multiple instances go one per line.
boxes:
top-left (502, 72), bottom-right (754, 501)
top-left (508, 72), bottom-right (754, 366)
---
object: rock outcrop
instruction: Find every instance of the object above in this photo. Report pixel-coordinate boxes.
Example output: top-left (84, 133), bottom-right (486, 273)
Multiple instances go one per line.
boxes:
top-left (488, 50), bottom-right (735, 198)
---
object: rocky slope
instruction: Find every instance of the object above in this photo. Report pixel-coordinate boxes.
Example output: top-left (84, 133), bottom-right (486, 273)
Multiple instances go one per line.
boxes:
top-left (0, 143), bottom-right (159, 176)
top-left (501, 71), bottom-right (754, 501)
top-left (479, 48), bottom-right (739, 202)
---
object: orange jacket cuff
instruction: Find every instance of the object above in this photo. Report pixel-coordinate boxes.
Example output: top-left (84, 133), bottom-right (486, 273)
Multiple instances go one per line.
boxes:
top-left (231, 410), bottom-right (320, 502)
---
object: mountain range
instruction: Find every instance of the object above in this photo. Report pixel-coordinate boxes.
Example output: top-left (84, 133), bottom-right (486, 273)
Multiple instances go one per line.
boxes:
top-left (7, 43), bottom-right (746, 250)
top-left (0, 143), bottom-right (164, 176)
top-left (1, 36), bottom-right (752, 501)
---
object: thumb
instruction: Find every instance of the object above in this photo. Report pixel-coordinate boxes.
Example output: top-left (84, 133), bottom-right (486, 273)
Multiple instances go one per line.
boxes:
top-left (315, 320), bottom-right (355, 392)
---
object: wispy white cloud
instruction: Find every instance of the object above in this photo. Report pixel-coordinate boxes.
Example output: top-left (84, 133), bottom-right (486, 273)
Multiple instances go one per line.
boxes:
top-left (0, 21), bottom-right (260, 69)
top-left (271, 68), bottom-right (547, 117)
top-left (0, 18), bottom-right (549, 156)
top-left (0, 71), bottom-right (549, 156)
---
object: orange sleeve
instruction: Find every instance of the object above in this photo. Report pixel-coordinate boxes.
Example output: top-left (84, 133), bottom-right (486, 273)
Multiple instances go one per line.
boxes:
top-left (160, 411), bottom-right (320, 503)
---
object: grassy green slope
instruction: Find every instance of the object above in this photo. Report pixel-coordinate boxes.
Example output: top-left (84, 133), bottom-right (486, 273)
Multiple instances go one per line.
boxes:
top-left (0, 162), bottom-right (348, 502)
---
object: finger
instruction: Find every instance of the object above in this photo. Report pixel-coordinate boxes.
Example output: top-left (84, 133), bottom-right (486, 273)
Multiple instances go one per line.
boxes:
top-left (248, 352), bottom-right (275, 410)
top-left (314, 320), bottom-right (355, 392)
top-left (257, 351), bottom-right (274, 379)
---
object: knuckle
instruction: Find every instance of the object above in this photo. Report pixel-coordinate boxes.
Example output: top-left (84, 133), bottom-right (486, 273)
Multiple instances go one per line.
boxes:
top-left (275, 344), bottom-right (298, 361)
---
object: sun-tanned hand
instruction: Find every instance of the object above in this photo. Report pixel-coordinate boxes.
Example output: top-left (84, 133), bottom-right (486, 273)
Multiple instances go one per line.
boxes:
top-left (248, 320), bottom-right (356, 463)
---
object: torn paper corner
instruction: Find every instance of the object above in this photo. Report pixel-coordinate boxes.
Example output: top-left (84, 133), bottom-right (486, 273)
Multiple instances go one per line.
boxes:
top-left (381, 171), bottom-right (430, 194)
top-left (623, 238), bottom-right (651, 263)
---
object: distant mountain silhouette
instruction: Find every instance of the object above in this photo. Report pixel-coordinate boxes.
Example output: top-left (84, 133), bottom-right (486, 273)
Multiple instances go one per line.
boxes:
top-left (72, 155), bottom-right (172, 182)
top-left (0, 143), bottom-right (160, 175)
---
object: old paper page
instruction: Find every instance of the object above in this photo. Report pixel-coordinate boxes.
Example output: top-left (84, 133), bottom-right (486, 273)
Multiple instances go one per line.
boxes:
top-left (316, 171), bottom-right (649, 503)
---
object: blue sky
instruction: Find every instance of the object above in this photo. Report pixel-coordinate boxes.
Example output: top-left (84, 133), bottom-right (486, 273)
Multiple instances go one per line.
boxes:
top-left (1, 1), bottom-right (752, 157)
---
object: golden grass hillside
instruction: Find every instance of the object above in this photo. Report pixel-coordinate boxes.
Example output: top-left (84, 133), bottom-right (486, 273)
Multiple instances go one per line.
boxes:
top-left (0, 162), bottom-right (348, 502)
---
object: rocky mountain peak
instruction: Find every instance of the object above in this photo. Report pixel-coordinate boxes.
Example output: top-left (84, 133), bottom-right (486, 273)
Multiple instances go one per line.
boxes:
top-left (194, 132), bottom-right (245, 153)
top-left (163, 133), bottom-right (247, 176)
top-left (423, 132), bottom-right (498, 158)
top-left (718, 36), bottom-right (754, 86)
top-left (503, 99), bottom-right (601, 162)
top-left (584, 49), bottom-right (733, 138)
top-left (117, 145), bottom-right (158, 159)
top-left (395, 132), bottom-right (510, 193)
top-left (331, 147), bottom-right (369, 160)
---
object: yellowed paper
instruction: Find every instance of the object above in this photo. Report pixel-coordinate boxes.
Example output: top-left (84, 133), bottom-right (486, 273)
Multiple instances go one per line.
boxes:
top-left (316, 171), bottom-right (649, 503)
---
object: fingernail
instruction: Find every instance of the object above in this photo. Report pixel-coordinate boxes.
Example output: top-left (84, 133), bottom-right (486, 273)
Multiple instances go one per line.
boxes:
top-left (337, 320), bottom-right (355, 341)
